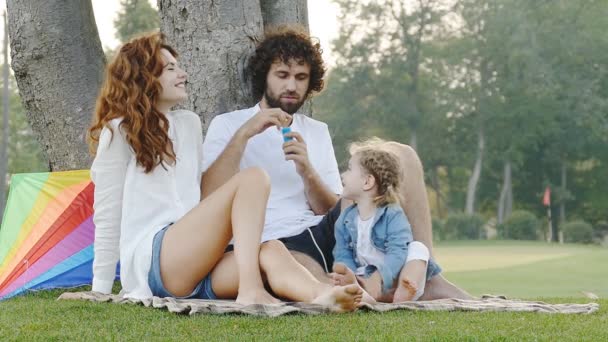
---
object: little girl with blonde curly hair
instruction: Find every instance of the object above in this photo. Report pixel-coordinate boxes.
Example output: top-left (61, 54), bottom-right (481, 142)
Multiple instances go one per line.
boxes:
top-left (331, 138), bottom-right (437, 303)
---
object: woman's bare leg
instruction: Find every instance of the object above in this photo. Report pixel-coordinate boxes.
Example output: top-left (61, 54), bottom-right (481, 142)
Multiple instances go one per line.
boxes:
top-left (159, 167), bottom-right (277, 304)
top-left (257, 240), bottom-right (362, 312)
top-left (381, 142), bottom-right (473, 300)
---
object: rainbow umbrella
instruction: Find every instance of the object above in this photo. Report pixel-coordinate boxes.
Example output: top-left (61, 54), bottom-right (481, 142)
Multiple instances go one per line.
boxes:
top-left (0, 170), bottom-right (119, 300)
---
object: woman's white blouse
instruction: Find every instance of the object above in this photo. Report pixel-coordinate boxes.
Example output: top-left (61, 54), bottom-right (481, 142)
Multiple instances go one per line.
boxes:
top-left (91, 110), bottom-right (204, 299)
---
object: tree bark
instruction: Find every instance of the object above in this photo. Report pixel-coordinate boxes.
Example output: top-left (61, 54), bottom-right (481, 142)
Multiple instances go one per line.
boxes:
top-left (158, 0), bottom-right (264, 133)
top-left (465, 127), bottom-right (484, 214)
top-left (560, 161), bottom-right (567, 225)
top-left (7, 0), bottom-right (105, 170)
top-left (0, 13), bottom-right (9, 221)
top-left (260, 0), bottom-right (309, 30)
top-left (497, 160), bottom-right (511, 225)
top-left (409, 130), bottom-right (418, 151)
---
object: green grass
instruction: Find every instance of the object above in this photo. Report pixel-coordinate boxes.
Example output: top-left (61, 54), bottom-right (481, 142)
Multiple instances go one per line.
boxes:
top-left (434, 240), bottom-right (608, 298)
top-left (1, 241), bottom-right (606, 341)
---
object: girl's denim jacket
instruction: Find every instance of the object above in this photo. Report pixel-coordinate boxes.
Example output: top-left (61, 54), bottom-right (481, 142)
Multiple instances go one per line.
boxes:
top-left (333, 203), bottom-right (412, 292)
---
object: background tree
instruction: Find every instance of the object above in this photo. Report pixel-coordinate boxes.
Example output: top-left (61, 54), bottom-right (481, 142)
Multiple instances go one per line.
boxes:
top-left (1, 12), bottom-right (9, 220)
top-left (115, 0), bottom-right (160, 43)
top-left (7, 0), bottom-right (105, 170)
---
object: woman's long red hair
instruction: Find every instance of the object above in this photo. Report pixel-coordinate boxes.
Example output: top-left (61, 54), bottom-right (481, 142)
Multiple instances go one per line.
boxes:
top-left (88, 32), bottom-right (177, 173)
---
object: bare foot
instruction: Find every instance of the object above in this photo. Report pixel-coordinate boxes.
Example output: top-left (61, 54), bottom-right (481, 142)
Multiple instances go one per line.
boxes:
top-left (236, 288), bottom-right (281, 305)
top-left (393, 278), bottom-right (418, 303)
top-left (331, 263), bottom-right (357, 286)
top-left (331, 264), bottom-right (377, 305)
top-left (418, 275), bottom-right (474, 301)
top-left (311, 284), bottom-right (363, 312)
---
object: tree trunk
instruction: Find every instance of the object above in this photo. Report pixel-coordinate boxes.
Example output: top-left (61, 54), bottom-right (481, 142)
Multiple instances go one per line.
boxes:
top-left (260, 0), bottom-right (308, 30)
top-left (0, 13), bottom-right (9, 222)
top-left (465, 127), bottom-right (484, 214)
top-left (409, 130), bottom-right (418, 151)
top-left (497, 161), bottom-right (511, 225)
top-left (7, 0), bottom-right (105, 170)
top-left (158, 0), bottom-right (264, 133)
top-left (560, 161), bottom-right (567, 225)
top-left (496, 160), bottom-right (514, 223)
top-left (505, 161), bottom-right (513, 219)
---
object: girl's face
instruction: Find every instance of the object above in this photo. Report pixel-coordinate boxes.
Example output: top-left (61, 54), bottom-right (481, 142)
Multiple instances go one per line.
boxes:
top-left (341, 154), bottom-right (370, 201)
top-left (157, 48), bottom-right (188, 110)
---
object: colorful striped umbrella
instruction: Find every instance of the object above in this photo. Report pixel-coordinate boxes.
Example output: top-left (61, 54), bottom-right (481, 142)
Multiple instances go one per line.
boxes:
top-left (0, 170), bottom-right (118, 300)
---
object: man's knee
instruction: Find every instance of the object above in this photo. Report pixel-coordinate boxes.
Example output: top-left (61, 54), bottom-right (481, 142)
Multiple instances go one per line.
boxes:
top-left (382, 142), bottom-right (421, 168)
top-left (260, 240), bottom-right (288, 266)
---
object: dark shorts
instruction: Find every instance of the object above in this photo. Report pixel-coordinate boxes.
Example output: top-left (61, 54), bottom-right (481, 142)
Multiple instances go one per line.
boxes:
top-left (279, 202), bottom-right (342, 273)
top-left (148, 225), bottom-right (217, 299)
top-left (224, 202), bottom-right (341, 273)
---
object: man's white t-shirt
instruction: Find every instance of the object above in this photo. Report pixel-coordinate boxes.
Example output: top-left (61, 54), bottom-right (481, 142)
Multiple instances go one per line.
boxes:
top-left (202, 104), bottom-right (343, 242)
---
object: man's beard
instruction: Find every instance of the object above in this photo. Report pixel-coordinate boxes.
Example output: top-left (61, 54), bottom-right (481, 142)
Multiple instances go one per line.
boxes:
top-left (264, 89), bottom-right (306, 114)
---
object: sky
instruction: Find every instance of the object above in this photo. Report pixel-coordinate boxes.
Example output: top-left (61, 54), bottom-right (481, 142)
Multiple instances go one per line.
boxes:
top-left (1, 0), bottom-right (340, 67)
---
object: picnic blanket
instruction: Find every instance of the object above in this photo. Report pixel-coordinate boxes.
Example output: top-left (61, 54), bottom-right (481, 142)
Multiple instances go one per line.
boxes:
top-left (58, 292), bottom-right (599, 316)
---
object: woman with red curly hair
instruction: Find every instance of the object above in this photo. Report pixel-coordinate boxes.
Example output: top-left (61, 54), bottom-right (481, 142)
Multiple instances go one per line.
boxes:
top-left (88, 32), bottom-right (277, 304)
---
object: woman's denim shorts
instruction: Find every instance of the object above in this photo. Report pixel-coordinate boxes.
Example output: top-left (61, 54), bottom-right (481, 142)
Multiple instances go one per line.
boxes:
top-left (147, 225), bottom-right (217, 299)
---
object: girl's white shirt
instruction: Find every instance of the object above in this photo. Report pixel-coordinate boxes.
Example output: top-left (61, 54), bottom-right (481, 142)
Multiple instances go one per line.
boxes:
top-left (355, 214), bottom-right (385, 275)
top-left (90, 110), bottom-right (204, 299)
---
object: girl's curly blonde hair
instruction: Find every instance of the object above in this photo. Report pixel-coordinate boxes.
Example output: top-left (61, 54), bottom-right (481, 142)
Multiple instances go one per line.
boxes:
top-left (349, 138), bottom-right (403, 207)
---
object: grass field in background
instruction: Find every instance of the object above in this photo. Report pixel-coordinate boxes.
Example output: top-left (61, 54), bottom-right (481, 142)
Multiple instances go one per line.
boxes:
top-left (434, 240), bottom-right (608, 298)
top-left (1, 240), bottom-right (605, 340)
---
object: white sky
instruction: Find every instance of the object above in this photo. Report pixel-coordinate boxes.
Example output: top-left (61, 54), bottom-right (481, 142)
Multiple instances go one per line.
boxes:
top-left (0, 1), bottom-right (339, 68)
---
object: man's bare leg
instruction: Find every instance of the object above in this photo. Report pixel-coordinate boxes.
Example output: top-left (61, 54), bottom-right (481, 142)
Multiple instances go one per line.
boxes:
top-left (382, 142), bottom-right (473, 300)
top-left (290, 251), bottom-right (332, 284)
top-left (419, 274), bottom-right (473, 300)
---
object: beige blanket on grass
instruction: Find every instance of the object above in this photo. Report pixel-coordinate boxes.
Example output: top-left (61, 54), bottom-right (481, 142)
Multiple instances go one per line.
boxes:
top-left (57, 292), bottom-right (599, 317)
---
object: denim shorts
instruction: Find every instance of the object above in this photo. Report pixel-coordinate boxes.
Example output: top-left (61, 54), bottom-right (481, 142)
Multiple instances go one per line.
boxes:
top-left (148, 225), bottom-right (217, 299)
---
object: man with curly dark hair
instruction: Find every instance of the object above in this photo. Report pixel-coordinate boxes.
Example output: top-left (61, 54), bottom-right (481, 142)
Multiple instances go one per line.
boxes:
top-left (201, 26), bottom-right (471, 301)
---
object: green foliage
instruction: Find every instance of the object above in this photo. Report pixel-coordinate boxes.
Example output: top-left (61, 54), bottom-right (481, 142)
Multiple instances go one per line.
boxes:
top-left (562, 220), bottom-right (594, 244)
top-left (444, 213), bottom-right (485, 240)
top-left (114, 0), bottom-right (159, 43)
top-left (321, 0), bottom-right (608, 222)
top-left (497, 210), bottom-right (540, 240)
top-left (593, 221), bottom-right (608, 239)
top-left (432, 216), bottom-right (445, 241)
top-left (0, 70), bottom-right (47, 174)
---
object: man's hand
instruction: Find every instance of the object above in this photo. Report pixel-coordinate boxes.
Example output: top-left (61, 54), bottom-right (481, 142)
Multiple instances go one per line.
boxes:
top-left (237, 108), bottom-right (292, 140)
top-left (283, 131), bottom-right (313, 177)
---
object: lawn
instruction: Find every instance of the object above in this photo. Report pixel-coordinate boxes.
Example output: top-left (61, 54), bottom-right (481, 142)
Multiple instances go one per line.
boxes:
top-left (435, 240), bottom-right (608, 298)
top-left (1, 241), bottom-right (606, 341)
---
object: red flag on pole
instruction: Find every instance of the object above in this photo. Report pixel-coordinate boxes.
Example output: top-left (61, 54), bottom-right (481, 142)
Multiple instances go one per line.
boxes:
top-left (543, 187), bottom-right (551, 206)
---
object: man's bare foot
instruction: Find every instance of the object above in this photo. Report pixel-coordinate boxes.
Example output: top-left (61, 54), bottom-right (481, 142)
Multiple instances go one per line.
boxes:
top-left (236, 288), bottom-right (281, 305)
top-left (311, 284), bottom-right (363, 312)
top-left (331, 263), bottom-right (377, 304)
top-left (418, 275), bottom-right (474, 301)
top-left (393, 278), bottom-right (418, 303)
